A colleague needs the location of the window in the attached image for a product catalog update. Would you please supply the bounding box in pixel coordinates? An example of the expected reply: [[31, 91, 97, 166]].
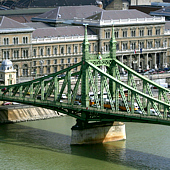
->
[[94, 44, 97, 52], [68, 58, 70, 63], [47, 60, 50, 65], [122, 43, 128, 50], [74, 46, 78, 54], [61, 59, 64, 64], [3, 51, 9, 59], [33, 49, 36, 57], [148, 29, 152, 36], [139, 30, 144, 37], [54, 47, 57, 55], [60, 47, 64, 54], [54, 59, 57, 64], [23, 37, 28, 44], [47, 48, 50, 56], [13, 37, 18, 44], [114, 31, 119, 38], [116, 44, 119, 50], [147, 41, 152, 48], [105, 31, 110, 39], [74, 58, 77, 63], [54, 67, 57, 73], [89, 44, 91, 52], [131, 30, 136, 37], [3, 38, 9, 45], [139, 42, 144, 49], [60, 65, 64, 70], [33, 61, 36, 66], [156, 29, 160, 35], [123, 31, 127, 37], [67, 46, 71, 54], [155, 41, 160, 48], [131, 42, 136, 50], [40, 48, 43, 56], [105, 44, 109, 52], [23, 50, 28, 58], [13, 50, 19, 58], [47, 67, 50, 74]]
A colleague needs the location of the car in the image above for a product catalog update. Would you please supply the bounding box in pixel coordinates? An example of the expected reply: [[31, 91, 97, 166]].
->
[[74, 101, 81, 105], [152, 71, 157, 74], [2, 102, 12, 105], [158, 71, 165, 74], [144, 71, 149, 75], [12, 102, 20, 105], [1, 88, 7, 91]]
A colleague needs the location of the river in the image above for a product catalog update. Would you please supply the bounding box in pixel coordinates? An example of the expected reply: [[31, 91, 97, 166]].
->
[[0, 116, 170, 170]]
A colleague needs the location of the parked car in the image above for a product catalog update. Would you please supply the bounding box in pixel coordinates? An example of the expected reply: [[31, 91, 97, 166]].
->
[[158, 71, 165, 74], [12, 102, 20, 105], [74, 101, 81, 105], [2, 102, 12, 105]]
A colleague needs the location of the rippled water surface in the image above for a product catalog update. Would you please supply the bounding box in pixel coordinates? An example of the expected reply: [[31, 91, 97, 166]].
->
[[0, 116, 170, 170]]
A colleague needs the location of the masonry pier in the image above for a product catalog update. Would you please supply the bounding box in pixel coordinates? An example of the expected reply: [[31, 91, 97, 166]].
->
[[71, 121, 126, 145]]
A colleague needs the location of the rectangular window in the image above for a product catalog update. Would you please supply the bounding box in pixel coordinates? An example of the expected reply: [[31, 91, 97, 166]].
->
[[54, 59, 57, 64], [61, 59, 64, 64], [33, 61, 36, 66], [116, 44, 119, 50], [68, 58, 70, 63], [139, 42, 144, 49], [47, 60, 50, 65], [74, 58, 77, 63], [123, 31, 127, 37], [155, 41, 160, 48]]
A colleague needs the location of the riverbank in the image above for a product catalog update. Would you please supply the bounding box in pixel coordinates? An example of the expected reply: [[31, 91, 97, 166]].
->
[[0, 105, 65, 123]]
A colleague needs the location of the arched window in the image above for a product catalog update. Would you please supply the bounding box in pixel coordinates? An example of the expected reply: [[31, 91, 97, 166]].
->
[[33, 49, 36, 57], [40, 48, 43, 56], [60, 47, 64, 54]]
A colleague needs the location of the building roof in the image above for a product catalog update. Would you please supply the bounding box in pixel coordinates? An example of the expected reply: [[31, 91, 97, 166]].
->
[[0, 16, 29, 29], [24, 22, 51, 29], [87, 9, 152, 20], [32, 26, 96, 39], [0, 16, 34, 33], [31, 5, 103, 23], [150, 6, 170, 17]]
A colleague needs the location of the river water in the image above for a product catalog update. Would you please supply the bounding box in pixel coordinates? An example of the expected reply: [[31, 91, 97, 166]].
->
[[0, 116, 170, 170]]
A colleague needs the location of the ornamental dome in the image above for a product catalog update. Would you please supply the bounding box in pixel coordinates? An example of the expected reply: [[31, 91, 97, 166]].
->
[[0, 59, 13, 71]]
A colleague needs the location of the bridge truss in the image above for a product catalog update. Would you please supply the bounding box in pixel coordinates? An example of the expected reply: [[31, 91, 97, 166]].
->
[[0, 25, 170, 126]]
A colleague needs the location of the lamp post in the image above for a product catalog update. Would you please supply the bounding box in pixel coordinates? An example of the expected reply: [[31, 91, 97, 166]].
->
[[40, 60, 44, 76]]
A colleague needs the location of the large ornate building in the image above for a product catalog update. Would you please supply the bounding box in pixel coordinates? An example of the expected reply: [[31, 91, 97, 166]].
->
[[0, 5, 169, 78]]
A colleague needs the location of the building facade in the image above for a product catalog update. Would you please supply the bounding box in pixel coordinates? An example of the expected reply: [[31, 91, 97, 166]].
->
[[0, 7, 170, 79]]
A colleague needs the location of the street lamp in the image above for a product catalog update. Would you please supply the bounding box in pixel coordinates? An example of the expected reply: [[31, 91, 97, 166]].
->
[[40, 60, 44, 76]]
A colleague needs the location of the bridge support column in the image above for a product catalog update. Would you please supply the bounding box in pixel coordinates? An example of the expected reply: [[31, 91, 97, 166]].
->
[[71, 121, 126, 145]]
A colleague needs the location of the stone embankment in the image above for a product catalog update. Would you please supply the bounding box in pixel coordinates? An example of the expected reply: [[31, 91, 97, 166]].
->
[[0, 105, 65, 123]]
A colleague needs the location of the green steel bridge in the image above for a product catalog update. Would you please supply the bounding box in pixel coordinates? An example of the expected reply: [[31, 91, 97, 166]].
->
[[0, 26, 170, 126]]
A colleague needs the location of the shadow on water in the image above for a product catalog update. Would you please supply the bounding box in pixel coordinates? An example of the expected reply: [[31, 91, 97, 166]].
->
[[0, 122, 170, 169]]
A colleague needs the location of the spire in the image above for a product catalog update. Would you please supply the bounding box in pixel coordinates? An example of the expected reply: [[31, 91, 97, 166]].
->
[[83, 24, 89, 45], [110, 25, 117, 59]]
